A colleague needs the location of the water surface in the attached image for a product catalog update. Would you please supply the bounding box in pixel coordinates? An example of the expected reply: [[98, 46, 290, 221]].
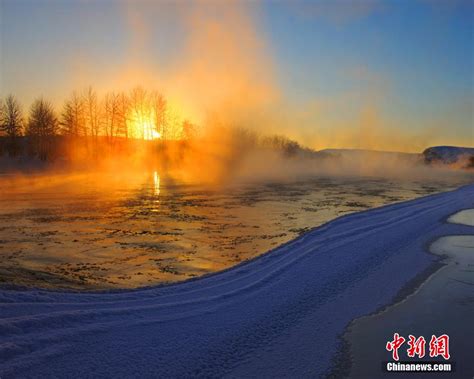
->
[[344, 211, 474, 378], [0, 171, 470, 289]]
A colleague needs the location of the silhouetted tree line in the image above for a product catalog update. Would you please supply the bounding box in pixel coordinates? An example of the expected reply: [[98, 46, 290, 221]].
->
[[0, 87, 198, 161], [228, 127, 312, 158], [0, 87, 310, 163]]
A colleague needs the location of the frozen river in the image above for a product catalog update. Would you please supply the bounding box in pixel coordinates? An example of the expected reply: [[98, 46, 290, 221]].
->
[[0, 171, 471, 289]]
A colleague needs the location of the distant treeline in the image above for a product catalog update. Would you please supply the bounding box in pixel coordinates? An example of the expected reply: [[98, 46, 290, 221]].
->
[[0, 87, 194, 161], [0, 88, 312, 164]]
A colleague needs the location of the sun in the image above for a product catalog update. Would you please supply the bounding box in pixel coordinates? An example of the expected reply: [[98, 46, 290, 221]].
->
[[126, 99, 189, 141], [142, 118, 162, 140], [128, 109, 162, 140], [150, 129, 162, 140]]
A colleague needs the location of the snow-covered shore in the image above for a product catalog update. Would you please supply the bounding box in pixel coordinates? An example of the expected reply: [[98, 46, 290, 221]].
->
[[344, 209, 474, 378], [1, 184, 473, 378]]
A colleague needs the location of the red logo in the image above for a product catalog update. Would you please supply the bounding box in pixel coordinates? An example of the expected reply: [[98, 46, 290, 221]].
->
[[386, 333, 450, 361], [386, 333, 406, 361], [429, 334, 450, 360], [407, 335, 426, 358]]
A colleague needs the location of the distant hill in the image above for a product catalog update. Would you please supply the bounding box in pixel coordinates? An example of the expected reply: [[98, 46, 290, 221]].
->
[[319, 147, 474, 169], [423, 146, 474, 167], [320, 148, 417, 155], [319, 148, 420, 161]]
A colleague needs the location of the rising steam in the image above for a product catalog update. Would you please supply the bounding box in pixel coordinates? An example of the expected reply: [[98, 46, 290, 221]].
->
[[2, 1, 471, 185]]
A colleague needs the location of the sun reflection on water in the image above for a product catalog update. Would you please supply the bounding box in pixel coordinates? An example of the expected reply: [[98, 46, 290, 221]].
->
[[153, 171, 160, 197]]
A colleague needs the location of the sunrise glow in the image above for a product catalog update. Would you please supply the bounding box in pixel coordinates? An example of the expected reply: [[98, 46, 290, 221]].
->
[[0, 1, 473, 377], [128, 108, 161, 140]]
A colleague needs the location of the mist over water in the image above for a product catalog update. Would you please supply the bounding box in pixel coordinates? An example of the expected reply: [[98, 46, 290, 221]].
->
[[0, 168, 471, 290], [62, 1, 455, 152]]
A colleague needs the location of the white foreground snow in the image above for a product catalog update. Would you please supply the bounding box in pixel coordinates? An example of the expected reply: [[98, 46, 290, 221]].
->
[[0, 184, 473, 378]]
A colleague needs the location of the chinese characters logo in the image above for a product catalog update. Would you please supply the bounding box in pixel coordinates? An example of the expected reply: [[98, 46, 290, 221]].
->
[[386, 333, 450, 361]]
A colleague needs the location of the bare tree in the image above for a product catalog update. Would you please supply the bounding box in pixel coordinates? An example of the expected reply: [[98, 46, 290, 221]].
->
[[0, 95, 24, 156], [82, 86, 102, 160], [261, 134, 300, 157], [26, 98, 58, 161], [60, 91, 85, 137], [182, 119, 197, 141], [116, 92, 130, 139], [151, 91, 167, 140], [60, 91, 88, 160], [129, 87, 152, 140], [103, 91, 120, 142], [165, 107, 182, 141], [84, 87, 101, 139]]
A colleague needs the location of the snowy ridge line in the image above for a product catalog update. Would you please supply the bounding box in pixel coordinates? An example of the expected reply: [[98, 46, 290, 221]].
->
[[0, 184, 473, 377]]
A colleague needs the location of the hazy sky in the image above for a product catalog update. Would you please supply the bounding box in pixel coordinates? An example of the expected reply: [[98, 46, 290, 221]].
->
[[0, 0, 473, 151]]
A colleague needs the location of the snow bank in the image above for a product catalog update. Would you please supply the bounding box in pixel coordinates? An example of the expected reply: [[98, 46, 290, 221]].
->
[[1, 184, 473, 377]]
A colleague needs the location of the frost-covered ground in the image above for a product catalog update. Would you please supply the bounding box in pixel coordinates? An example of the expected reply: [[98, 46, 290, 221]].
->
[[0, 184, 473, 377]]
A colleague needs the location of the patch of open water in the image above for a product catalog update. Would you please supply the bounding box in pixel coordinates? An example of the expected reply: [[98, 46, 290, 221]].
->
[[0, 172, 471, 289]]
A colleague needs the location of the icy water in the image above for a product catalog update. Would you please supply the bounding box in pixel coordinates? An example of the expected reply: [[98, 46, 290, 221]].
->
[[0, 171, 471, 290], [345, 210, 474, 378]]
